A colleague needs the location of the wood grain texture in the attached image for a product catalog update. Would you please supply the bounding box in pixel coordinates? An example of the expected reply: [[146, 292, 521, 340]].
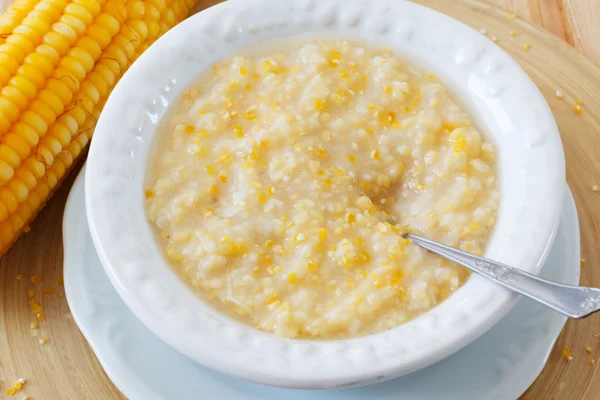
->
[[1, 0, 600, 399], [485, 0, 600, 64]]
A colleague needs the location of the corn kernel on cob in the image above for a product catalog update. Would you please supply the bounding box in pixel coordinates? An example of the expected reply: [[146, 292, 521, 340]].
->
[[0, 0, 40, 43], [0, 0, 196, 253]]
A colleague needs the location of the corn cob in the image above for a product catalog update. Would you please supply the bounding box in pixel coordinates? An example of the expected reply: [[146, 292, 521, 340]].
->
[[0, 0, 196, 254]]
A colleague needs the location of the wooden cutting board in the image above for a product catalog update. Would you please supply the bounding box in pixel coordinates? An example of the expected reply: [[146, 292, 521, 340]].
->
[[1, 0, 600, 399]]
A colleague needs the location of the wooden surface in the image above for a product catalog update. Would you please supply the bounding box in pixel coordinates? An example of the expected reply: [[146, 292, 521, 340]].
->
[[1, 0, 600, 399]]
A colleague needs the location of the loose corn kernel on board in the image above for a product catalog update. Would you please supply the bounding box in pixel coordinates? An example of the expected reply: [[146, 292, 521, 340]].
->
[[1, 0, 600, 398]]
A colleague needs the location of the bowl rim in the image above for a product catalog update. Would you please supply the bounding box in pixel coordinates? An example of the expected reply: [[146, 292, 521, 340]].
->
[[85, 0, 565, 389]]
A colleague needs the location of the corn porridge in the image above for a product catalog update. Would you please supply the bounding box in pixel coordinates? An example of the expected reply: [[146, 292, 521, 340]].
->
[[146, 39, 499, 339]]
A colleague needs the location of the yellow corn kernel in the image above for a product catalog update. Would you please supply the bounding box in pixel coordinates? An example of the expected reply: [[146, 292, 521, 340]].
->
[[6, 387, 16, 395], [358, 251, 370, 263], [257, 193, 267, 204], [309, 146, 328, 159], [391, 270, 403, 286], [267, 293, 279, 304], [386, 111, 396, 124], [208, 184, 219, 196], [308, 260, 318, 272], [371, 273, 382, 288], [318, 228, 328, 240], [264, 186, 274, 196], [39, 336, 47, 344], [244, 109, 257, 120], [262, 60, 272, 72], [232, 124, 243, 138], [329, 51, 340, 67], [315, 99, 327, 111], [239, 67, 247, 75], [442, 122, 456, 132], [287, 272, 297, 284], [347, 155, 356, 163], [230, 242, 248, 255], [30, 274, 42, 284], [259, 255, 272, 266], [30, 322, 38, 329], [184, 125, 195, 134], [204, 164, 215, 176]]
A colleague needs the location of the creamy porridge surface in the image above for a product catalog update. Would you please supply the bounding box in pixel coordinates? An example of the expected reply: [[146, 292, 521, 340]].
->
[[146, 39, 499, 339]]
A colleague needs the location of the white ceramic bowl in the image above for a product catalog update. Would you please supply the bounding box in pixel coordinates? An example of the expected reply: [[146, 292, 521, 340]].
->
[[85, 0, 565, 390]]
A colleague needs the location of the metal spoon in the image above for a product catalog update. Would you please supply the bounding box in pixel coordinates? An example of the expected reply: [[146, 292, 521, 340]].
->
[[406, 233, 600, 319]]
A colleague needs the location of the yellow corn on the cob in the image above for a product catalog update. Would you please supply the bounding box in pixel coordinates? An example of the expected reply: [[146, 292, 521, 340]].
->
[[0, 0, 196, 254]]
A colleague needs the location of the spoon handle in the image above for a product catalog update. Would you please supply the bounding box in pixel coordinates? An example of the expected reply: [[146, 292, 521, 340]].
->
[[406, 234, 600, 319]]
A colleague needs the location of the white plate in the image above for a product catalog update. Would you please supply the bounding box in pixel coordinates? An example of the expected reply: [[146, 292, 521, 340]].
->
[[65, 168, 580, 400]]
